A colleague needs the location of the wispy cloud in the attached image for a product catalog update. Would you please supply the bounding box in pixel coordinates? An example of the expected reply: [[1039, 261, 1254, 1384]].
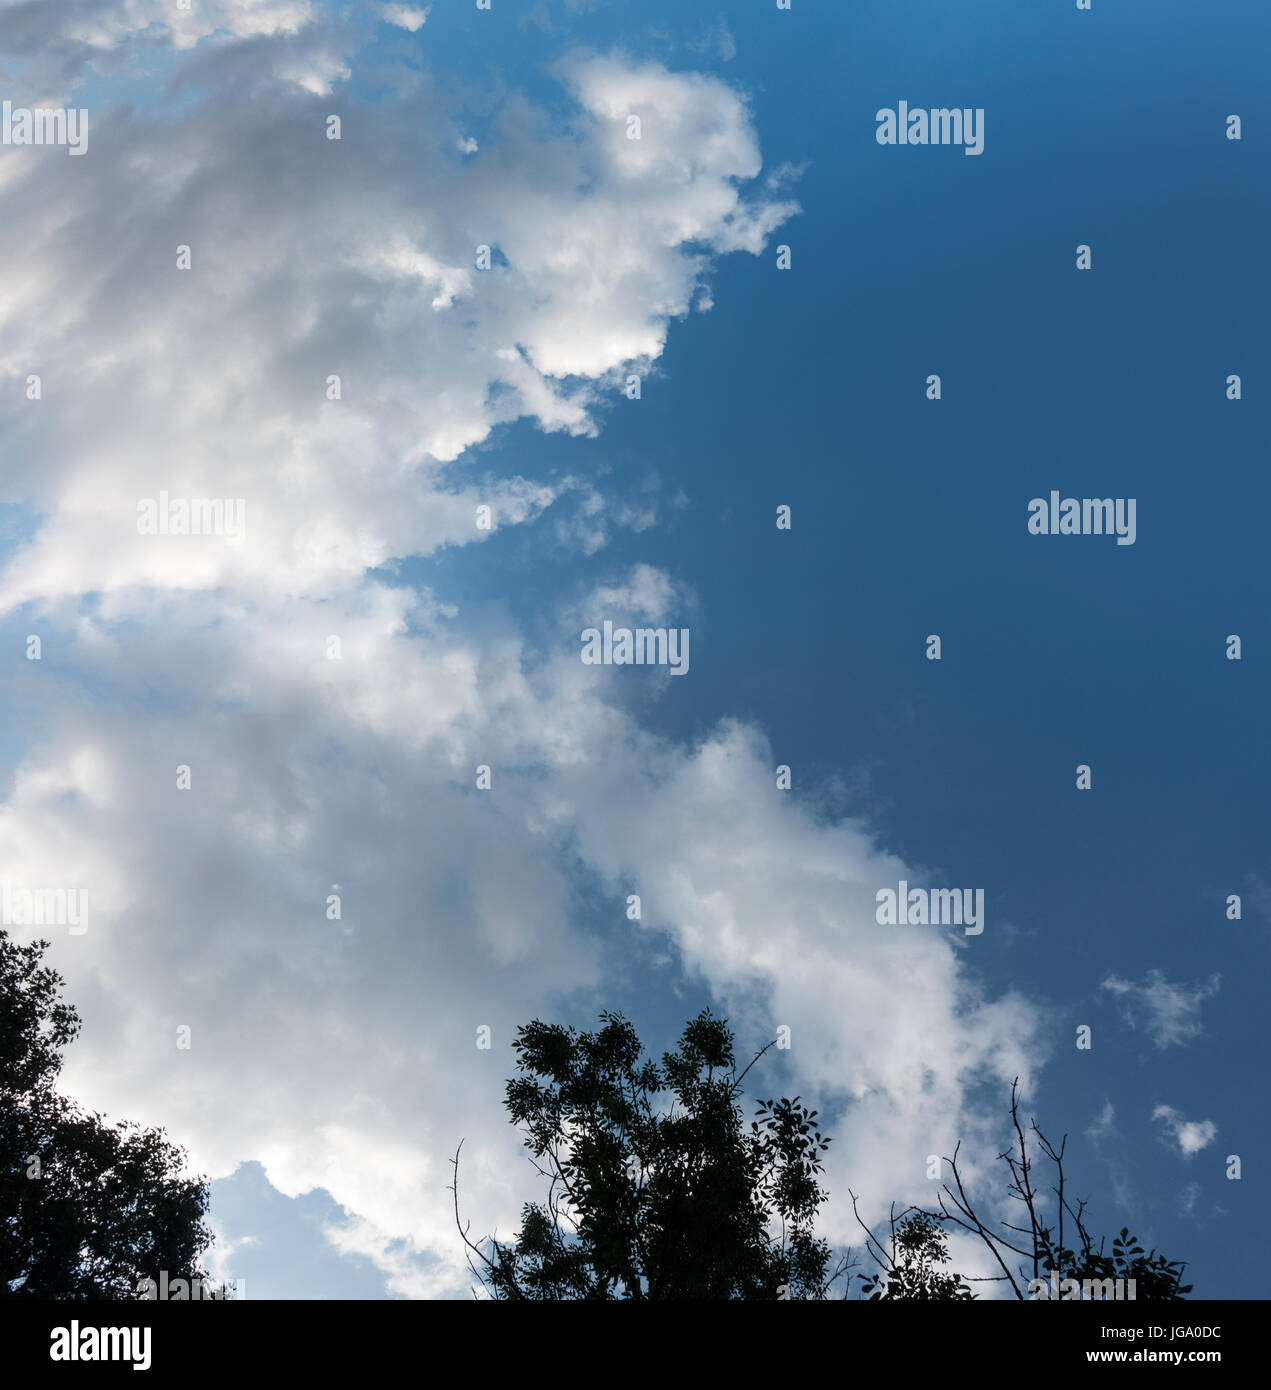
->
[[1085, 1098, 1117, 1142], [1099, 969, 1220, 1049]]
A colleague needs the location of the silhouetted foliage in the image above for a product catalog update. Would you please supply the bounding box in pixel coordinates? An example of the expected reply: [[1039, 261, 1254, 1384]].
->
[[855, 1208, 972, 1300], [893, 1078, 1192, 1300], [453, 1009, 845, 1299], [458, 1013, 1193, 1302], [0, 930, 212, 1299]]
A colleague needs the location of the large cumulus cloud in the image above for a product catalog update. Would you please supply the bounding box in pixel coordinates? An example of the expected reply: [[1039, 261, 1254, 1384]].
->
[[0, 17, 1040, 1297]]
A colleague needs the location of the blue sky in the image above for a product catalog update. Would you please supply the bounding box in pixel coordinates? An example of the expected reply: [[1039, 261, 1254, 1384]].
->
[[0, 0, 1266, 1299]]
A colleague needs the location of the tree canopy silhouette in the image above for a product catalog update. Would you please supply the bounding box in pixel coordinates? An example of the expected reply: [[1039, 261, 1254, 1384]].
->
[[453, 1009, 842, 1299], [0, 929, 211, 1299], [456, 1010, 1191, 1301]]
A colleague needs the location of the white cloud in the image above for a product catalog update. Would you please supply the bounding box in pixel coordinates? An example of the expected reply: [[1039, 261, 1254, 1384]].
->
[[1152, 1105, 1217, 1159], [0, 0, 324, 99], [552, 716, 1043, 1240], [379, 4, 430, 32], [1086, 1098, 1116, 1141], [0, 22, 1040, 1298], [1099, 969, 1220, 1049], [585, 563, 686, 623], [0, 54, 792, 612], [0, 587, 1046, 1291]]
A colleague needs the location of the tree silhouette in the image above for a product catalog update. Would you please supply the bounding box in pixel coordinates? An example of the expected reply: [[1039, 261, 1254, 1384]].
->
[[0, 929, 211, 1299], [457, 1012, 1192, 1302], [452, 1009, 846, 1299], [854, 1207, 973, 1300], [915, 1078, 1192, 1300]]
